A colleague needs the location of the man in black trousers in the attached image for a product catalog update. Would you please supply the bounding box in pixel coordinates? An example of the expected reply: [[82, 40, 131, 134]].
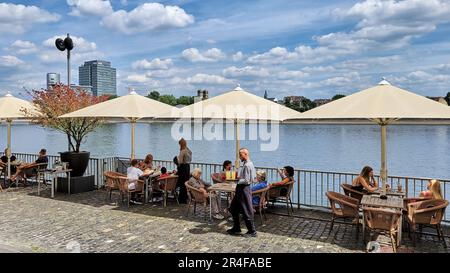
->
[[227, 148, 257, 237]]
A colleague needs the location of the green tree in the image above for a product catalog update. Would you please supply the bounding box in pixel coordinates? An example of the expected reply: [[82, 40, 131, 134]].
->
[[147, 90, 160, 100], [177, 96, 194, 105], [445, 92, 450, 105], [159, 94, 177, 106], [332, 94, 346, 101], [107, 94, 118, 100]]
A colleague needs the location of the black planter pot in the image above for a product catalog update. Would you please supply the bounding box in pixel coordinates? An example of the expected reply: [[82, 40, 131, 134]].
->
[[60, 151, 90, 177]]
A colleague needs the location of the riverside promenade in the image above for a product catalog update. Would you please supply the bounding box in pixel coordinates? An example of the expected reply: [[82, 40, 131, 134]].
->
[[0, 187, 448, 253]]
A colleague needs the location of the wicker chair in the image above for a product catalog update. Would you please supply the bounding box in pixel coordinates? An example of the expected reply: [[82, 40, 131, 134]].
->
[[341, 183, 364, 204], [159, 175, 179, 207], [363, 207, 402, 253], [253, 186, 270, 225], [118, 176, 145, 208], [185, 181, 209, 220], [326, 191, 360, 238], [104, 171, 125, 202], [407, 199, 448, 248], [268, 180, 295, 215]]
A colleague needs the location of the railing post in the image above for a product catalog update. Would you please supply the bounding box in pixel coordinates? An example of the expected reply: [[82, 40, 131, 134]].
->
[[297, 171, 300, 209], [405, 177, 409, 197]]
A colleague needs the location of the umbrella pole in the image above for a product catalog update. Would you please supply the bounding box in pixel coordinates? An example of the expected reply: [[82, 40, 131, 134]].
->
[[235, 119, 240, 169], [380, 123, 387, 195], [131, 119, 136, 160], [6, 119, 11, 179]]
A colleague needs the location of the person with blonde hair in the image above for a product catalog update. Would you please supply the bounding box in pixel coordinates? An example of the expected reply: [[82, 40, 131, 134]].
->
[[187, 168, 224, 220], [420, 179, 443, 199], [174, 138, 192, 204]]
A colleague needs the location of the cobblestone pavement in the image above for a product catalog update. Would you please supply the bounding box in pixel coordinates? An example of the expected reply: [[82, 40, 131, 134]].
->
[[0, 187, 448, 253]]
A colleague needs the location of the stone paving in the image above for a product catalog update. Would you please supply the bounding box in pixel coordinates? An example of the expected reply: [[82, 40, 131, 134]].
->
[[0, 186, 448, 253]]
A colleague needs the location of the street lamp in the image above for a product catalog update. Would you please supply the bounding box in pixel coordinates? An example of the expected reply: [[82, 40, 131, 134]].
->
[[55, 33, 74, 86]]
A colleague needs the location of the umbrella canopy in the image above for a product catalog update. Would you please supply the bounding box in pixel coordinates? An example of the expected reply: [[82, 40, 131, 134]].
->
[[179, 85, 300, 167], [60, 91, 180, 159], [0, 93, 39, 178], [289, 79, 450, 194]]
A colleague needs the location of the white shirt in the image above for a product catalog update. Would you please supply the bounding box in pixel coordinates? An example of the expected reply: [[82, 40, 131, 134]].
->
[[127, 166, 144, 185]]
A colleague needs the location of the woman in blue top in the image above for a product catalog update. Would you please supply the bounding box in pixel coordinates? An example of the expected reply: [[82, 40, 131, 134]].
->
[[251, 170, 268, 205]]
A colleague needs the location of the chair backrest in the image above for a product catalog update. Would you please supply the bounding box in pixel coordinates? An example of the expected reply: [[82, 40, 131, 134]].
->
[[117, 176, 144, 193], [409, 199, 449, 225], [269, 180, 295, 198], [341, 183, 364, 203], [326, 191, 359, 217], [253, 186, 270, 208], [104, 171, 123, 189], [185, 181, 207, 203], [211, 172, 224, 184], [159, 175, 178, 191], [363, 207, 401, 231]]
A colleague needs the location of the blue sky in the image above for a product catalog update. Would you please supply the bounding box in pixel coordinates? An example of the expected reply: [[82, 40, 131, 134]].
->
[[1, 0, 450, 99]]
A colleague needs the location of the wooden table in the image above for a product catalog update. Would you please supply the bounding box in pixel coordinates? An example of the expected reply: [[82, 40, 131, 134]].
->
[[207, 182, 236, 220], [369, 189, 406, 198], [361, 194, 404, 246]]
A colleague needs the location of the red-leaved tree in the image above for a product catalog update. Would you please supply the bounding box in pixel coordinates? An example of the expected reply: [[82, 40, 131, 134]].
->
[[23, 84, 108, 152]]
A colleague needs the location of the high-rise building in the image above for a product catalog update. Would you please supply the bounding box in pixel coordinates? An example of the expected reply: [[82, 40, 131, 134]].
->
[[79, 60, 116, 96], [46, 73, 60, 90]]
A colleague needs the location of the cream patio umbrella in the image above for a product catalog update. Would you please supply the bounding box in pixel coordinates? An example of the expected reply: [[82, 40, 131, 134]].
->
[[289, 79, 450, 195], [60, 91, 180, 159], [178, 85, 300, 168], [0, 93, 39, 178]]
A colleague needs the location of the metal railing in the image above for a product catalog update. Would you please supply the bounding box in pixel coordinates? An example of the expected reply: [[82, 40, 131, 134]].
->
[[10, 153, 450, 222]]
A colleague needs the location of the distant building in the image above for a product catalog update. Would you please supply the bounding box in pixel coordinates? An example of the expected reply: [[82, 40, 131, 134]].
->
[[70, 84, 93, 94], [46, 73, 60, 90], [427, 96, 448, 106], [79, 60, 116, 96], [194, 90, 209, 102], [313, 98, 332, 107], [264, 90, 277, 102]]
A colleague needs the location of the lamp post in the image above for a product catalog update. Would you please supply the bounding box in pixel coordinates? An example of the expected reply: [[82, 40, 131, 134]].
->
[[55, 33, 74, 86]]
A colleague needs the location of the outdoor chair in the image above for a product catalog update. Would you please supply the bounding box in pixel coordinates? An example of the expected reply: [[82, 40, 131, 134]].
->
[[20, 162, 48, 186], [407, 199, 448, 248], [158, 175, 179, 207], [363, 207, 402, 253], [326, 191, 360, 238], [118, 176, 145, 208], [252, 185, 270, 225], [268, 180, 295, 215], [341, 183, 364, 204], [185, 181, 209, 220], [104, 171, 125, 202]]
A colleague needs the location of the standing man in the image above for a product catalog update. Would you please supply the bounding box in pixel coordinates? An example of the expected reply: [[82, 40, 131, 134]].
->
[[227, 148, 257, 237]]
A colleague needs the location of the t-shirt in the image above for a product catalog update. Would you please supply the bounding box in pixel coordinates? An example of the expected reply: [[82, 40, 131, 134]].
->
[[270, 177, 293, 188], [127, 166, 144, 190], [35, 156, 48, 164]]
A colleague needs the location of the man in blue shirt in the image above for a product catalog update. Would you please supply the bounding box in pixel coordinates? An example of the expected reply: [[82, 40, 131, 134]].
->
[[227, 148, 257, 237]]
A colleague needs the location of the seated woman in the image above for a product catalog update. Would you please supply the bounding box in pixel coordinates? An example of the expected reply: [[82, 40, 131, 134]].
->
[[270, 166, 294, 187], [251, 170, 269, 205], [420, 179, 443, 199], [220, 160, 237, 181], [187, 168, 224, 220], [352, 166, 378, 193], [1, 148, 18, 175], [11, 149, 48, 183], [138, 153, 153, 171]]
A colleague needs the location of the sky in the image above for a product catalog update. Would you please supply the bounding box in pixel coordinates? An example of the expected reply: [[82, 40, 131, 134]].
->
[[1, 0, 450, 100]]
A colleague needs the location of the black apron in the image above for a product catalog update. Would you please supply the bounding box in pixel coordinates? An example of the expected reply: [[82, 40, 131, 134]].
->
[[229, 183, 254, 220], [177, 163, 190, 203]]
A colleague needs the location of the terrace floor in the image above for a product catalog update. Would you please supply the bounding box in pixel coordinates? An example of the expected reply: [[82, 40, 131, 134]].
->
[[0, 186, 448, 253]]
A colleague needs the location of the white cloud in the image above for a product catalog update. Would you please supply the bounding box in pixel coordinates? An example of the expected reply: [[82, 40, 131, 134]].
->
[[222, 66, 270, 78], [8, 40, 38, 55], [0, 3, 60, 34], [302, 66, 336, 73], [320, 72, 361, 87], [182, 48, 226, 63], [247, 47, 297, 64], [0, 55, 25, 67], [67, 0, 113, 17], [401, 70, 450, 84], [101, 3, 194, 34], [187, 74, 233, 85], [277, 70, 309, 80], [232, 51, 244, 62], [132, 58, 173, 70]]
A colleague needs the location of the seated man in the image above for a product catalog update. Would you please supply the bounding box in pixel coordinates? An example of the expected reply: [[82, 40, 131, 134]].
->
[[251, 170, 268, 205], [187, 168, 224, 220], [127, 159, 144, 193], [11, 149, 48, 183], [270, 166, 294, 187]]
